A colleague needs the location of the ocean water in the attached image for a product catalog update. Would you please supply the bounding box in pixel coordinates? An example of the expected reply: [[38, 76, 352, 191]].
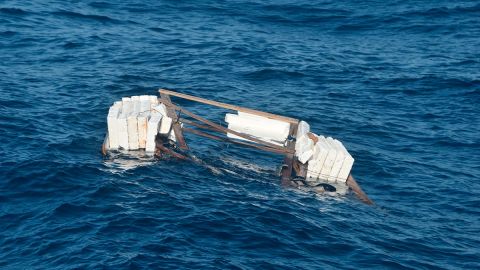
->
[[1, 0, 479, 269]]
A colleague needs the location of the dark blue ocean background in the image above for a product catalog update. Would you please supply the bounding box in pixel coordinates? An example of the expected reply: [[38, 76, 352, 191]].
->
[[1, 0, 479, 269]]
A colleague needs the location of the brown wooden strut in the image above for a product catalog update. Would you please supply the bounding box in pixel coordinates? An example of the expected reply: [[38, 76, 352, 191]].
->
[[159, 93, 189, 150], [280, 123, 298, 186]]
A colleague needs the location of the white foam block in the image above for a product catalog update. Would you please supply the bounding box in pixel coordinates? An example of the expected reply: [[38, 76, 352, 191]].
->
[[146, 113, 162, 153], [127, 99, 141, 150], [298, 149, 313, 164], [137, 114, 148, 149], [335, 140, 354, 183], [297, 121, 310, 138], [307, 159, 321, 180], [318, 137, 336, 181], [327, 137, 346, 182], [225, 113, 290, 144], [295, 135, 314, 159], [149, 95, 158, 106], [107, 104, 120, 149], [307, 136, 329, 179], [159, 116, 173, 135], [118, 99, 132, 149], [153, 103, 168, 117]]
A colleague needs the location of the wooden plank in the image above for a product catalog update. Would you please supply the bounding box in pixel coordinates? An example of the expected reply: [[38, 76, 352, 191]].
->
[[183, 128, 291, 155], [160, 93, 189, 150], [159, 89, 299, 124], [169, 104, 291, 152], [280, 123, 298, 186], [346, 174, 374, 205]]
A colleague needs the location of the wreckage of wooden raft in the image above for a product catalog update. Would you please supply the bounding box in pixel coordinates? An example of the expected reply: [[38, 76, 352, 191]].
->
[[101, 89, 373, 205]]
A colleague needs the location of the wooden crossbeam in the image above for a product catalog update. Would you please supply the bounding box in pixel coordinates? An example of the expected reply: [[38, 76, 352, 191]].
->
[[159, 89, 299, 124], [159, 93, 189, 150], [280, 123, 298, 185]]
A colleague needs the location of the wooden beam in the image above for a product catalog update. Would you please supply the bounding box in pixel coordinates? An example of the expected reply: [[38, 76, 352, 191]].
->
[[159, 93, 189, 150], [346, 174, 374, 205], [159, 89, 299, 124], [280, 123, 298, 186]]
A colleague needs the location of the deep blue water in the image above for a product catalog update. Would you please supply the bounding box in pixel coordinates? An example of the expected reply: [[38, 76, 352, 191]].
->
[[1, 0, 480, 269]]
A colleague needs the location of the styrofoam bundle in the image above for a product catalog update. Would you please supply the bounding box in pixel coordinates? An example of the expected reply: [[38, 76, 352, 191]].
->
[[107, 103, 121, 149], [297, 121, 310, 138], [225, 112, 290, 145], [335, 140, 354, 182], [318, 137, 337, 181], [146, 113, 162, 152], [327, 137, 345, 182]]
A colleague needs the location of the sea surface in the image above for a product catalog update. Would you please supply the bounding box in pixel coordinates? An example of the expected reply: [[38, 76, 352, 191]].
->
[[1, 0, 479, 269]]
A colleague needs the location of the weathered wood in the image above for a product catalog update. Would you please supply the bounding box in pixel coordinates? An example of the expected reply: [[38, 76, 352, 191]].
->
[[346, 174, 374, 205], [280, 123, 298, 185], [168, 104, 291, 152], [183, 128, 291, 155], [159, 89, 299, 124], [159, 93, 189, 150]]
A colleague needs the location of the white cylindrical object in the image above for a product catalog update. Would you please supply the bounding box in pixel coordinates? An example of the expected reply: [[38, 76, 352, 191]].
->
[[226, 113, 290, 143]]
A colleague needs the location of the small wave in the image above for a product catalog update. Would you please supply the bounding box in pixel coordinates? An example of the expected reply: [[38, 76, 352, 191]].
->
[[243, 68, 305, 80], [0, 7, 28, 15], [51, 10, 120, 24]]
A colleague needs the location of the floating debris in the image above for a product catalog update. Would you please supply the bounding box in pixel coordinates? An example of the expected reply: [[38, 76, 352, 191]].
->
[[102, 89, 373, 204]]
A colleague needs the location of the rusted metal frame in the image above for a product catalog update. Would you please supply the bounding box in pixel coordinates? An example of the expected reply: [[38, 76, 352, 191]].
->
[[280, 123, 298, 186], [159, 89, 299, 124], [346, 174, 374, 205], [167, 103, 291, 152], [182, 127, 291, 155], [159, 93, 189, 150]]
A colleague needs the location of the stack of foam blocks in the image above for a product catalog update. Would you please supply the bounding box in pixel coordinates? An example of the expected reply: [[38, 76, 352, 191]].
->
[[106, 95, 174, 154], [295, 121, 354, 193]]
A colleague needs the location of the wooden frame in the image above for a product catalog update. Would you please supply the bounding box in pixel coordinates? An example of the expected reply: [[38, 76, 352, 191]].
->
[[158, 88, 299, 185], [102, 89, 373, 204]]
